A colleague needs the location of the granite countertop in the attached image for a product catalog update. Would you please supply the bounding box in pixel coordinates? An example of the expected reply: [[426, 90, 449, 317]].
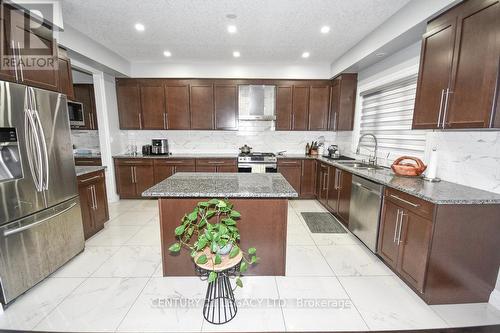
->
[[75, 166, 107, 177], [142, 172, 299, 198], [313, 156, 500, 205], [74, 153, 102, 159], [113, 153, 237, 159], [114, 152, 500, 204]]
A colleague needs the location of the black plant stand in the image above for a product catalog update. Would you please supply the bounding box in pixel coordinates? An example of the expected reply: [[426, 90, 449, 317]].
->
[[194, 253, 242, 325]]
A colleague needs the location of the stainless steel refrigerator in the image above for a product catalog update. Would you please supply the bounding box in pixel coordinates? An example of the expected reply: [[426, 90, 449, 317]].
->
[[0, 81, 84, 305]]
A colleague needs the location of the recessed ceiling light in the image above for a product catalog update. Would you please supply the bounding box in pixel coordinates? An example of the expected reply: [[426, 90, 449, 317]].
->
[[320, 26, 330, 34], [227, 25, 237, 34], [226, 14, 237, 19], [233, 51, 240, 58], [163, 50, 172, 57], [301, 52, 310, 58], [375, 52, 387, 57], [134, 23, 145, 31]]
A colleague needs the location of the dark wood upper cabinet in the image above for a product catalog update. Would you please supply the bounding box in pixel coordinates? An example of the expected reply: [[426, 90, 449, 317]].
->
[[413, 0, 500, 129], [57, 48, 74, 100], [73, 84, 97, 130], [292, 86, 309, 130], [140, 81, 166, 130], [214, 85, 238, 130], [116, 80, 142, 129], [329, 74, 358, 131], [165, 84, 190, 129], [413, 15, 457, 129], [276, 86, 293, 130], [190, 84, 214, 130], [300, 159, 317, 199], [445, 0, 500, 128], [308, 86, 330, 130]]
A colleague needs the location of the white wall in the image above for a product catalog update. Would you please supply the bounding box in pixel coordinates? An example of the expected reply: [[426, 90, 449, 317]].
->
[[72, 70, 93, 84], [130, 61, 331, 79], [59, 24, 130, 76], [330, 0, 459, 77]]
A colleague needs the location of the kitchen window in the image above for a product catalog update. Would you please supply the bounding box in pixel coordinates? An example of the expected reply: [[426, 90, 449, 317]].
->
[[358, 74, 427, 163]]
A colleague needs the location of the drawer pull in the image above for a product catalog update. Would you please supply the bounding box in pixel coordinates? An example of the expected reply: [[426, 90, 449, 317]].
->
[[390, 194, 419, 208], [207, 161, 226, 164], [79, 175, 101, 183]]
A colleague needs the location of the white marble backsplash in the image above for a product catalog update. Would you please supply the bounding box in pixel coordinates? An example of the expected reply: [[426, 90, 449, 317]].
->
[[121, 130, 338, 155], [424, 131, 500, 195], [71, 130, 101, 152]]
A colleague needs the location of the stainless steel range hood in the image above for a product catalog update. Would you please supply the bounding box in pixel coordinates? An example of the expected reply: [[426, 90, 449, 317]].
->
[[238, 85, 276, 121]]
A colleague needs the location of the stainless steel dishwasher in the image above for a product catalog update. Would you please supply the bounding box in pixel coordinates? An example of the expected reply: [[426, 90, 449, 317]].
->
[[348, 175, 384, 253]]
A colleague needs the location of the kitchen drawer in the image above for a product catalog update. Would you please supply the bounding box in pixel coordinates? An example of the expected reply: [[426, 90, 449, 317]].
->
[[114, 158, 154, 166], [74, 157, 102, 166], [385, 188, 435, 220], [77, 170, 105, 185], [154, 158, 195, 166], [195, 158, 237, 166], [277, 159, 302, 166]]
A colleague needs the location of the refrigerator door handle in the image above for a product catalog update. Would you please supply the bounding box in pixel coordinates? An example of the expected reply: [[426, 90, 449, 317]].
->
[[24, 88, 44, 192], [3, 202, 77, 237], [30, 87, 50, 191]]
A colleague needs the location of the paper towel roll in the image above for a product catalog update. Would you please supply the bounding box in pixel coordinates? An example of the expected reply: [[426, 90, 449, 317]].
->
[[426, 147, 439, 179]]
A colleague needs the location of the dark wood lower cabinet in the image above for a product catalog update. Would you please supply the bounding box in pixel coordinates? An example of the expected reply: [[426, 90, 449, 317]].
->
[[277, 159, 302, 195], [195, 159, 237, 173], [153, 159, 196, 183], [317, 163, 329, 206], [114, 159, 155, 199], [300, 159, 317, 198], [378, 187, 500, 304], [77, 170, 109, 240]]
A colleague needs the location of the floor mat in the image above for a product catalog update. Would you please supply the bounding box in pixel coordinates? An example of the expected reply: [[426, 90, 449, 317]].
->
[[301, 212, 347, 233]]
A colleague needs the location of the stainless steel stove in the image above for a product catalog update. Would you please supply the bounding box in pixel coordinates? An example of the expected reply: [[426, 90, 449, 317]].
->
[[237, 152, 277, 173]]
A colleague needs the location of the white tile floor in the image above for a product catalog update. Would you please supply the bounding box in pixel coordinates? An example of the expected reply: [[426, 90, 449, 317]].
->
[[1, 199, 499, 332]]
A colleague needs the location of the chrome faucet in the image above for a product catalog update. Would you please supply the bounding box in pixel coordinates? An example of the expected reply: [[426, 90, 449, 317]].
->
[[356, 133, 378, 165]]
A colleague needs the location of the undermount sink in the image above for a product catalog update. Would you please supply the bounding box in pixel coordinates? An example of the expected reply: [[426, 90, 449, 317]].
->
[[336, 161, 383, 170]]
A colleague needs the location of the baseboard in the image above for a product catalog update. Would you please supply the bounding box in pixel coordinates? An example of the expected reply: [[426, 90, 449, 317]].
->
[[489, 289, 500, 310]]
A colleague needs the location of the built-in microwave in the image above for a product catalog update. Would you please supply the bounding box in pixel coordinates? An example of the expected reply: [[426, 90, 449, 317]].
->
[[67, 101, 85, 127]]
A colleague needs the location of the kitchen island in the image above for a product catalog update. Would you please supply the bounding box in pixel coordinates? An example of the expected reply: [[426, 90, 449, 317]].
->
[[143, 172, 298, 276]]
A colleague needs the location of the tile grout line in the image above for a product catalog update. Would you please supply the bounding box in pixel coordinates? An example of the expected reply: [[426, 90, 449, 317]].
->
[[113, 276, 153, 333], [335, 276, 372, 331], [273, 276, 288, 332], [30, 277, 89, 331]]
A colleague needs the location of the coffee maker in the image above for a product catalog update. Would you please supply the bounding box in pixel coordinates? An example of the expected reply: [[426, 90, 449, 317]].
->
[[151, 139, 169, 155]]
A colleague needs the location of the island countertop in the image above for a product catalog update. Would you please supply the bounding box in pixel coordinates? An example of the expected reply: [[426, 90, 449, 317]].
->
[[142, 172, 299, 198]]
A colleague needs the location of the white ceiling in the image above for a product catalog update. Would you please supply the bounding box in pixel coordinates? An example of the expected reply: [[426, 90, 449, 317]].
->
[[61, 0, 412, 64]]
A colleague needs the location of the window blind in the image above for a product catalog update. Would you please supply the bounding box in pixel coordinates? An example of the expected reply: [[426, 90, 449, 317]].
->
[[359, 75, 427, 162]]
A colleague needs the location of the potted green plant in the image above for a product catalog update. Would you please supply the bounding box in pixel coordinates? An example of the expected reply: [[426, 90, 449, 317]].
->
[[168, 198, 259, 287]]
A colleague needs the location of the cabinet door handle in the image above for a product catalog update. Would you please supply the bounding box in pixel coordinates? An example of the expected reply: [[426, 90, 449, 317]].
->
[[17, 42, 24, 82], [333, 112, 338, 131], [393, 209, 401, 243], [397, 212, 405, 245], [442, 88, 452, 128], [163, 113, 168, 129], [322, 172, 328, 190], [389, 194, 419, 208], [11, 40, 19, 81], [301, 161, 304, 177], [138, 113, 143, 129], [437, 89, 445, 128], [291, 113, 295, 130]]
